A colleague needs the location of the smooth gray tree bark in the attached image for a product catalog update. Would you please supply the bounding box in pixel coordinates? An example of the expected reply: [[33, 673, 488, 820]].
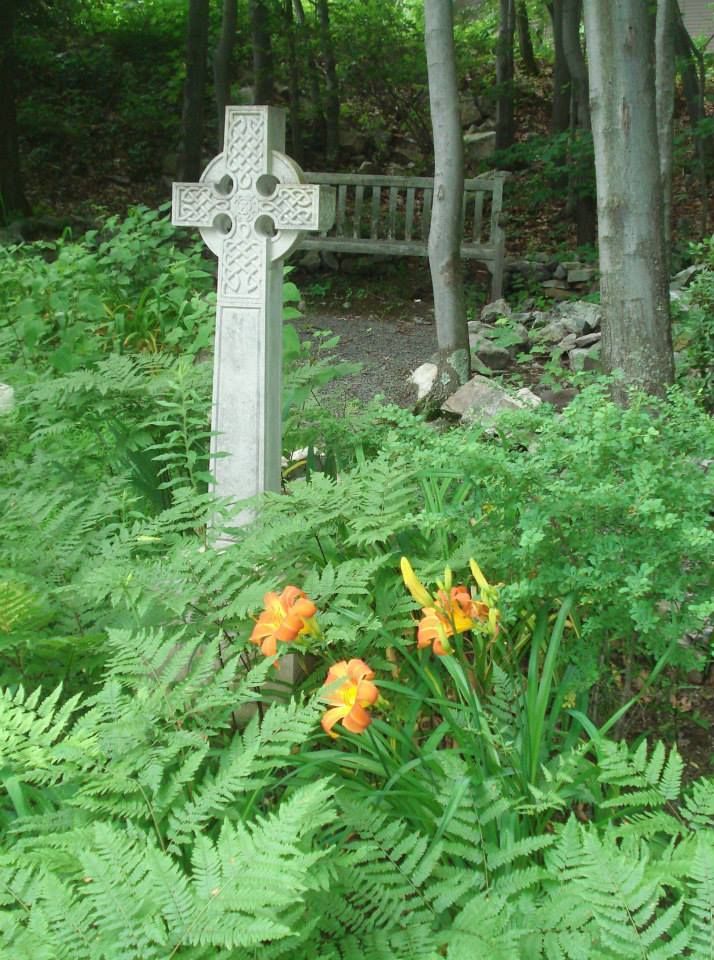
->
[[423, 0, 469, 411], [213, 0, 238, 150], [178, 0, 210, 182], [583, 0, 674, 401], [495, 0, 516, 149]]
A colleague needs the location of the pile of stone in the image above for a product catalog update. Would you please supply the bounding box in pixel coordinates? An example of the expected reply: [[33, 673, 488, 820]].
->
[[503, 255, 598, 299], [469, 296, 602, 375]]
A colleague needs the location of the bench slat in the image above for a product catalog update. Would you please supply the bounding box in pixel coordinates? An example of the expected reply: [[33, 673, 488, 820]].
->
[[336, 185, 347, 236], [300, 235, 496, 259], [353, 185, 364, 239], [474, 191, 484, 243], [388, 187, 398, 239], [422, 188, 432, 240], [370, 186, 380, 239], [405, 188, 416, 241]]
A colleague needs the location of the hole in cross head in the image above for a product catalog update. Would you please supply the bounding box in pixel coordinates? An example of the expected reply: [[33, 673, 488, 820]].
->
[[254, 214, 277, 238], [215, 174, 234, 196], [213, 213, 233, 234], [256, 174, 279, 197]]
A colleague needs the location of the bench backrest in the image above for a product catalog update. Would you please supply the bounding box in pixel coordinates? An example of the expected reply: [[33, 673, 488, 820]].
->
[[300, 171, 507, 298], [301, 172, 506, 257]]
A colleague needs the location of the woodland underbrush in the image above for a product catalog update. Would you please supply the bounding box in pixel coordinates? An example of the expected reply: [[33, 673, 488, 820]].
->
[[1, 210, 713, 957]]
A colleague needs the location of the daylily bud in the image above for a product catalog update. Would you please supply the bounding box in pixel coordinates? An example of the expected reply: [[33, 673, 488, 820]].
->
[[400, 557, 433, 608]]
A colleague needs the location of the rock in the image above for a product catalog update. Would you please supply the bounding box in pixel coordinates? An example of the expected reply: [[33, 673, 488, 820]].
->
[[510, 322, 531, 350], [569, 345, 601, 371], [556, 333, 578, 353], [442, 375, 527, 424], [322, 250, 339, 271], [464, 131, 496, 160], [409, 362, 438, 401], [357, 160, 379, 174], [472, 343, 512, 370], [567, 267, 596, 284], [670, 264, 700, 290], [541, 281, 575, 300], [480, 298, 511, 322], [530, 310, 551, 328], [554, 263, 567, 280], [560, 260, 584, 271], [533, 319, 571, 344], [516, 387, 542, 408], [574, 331, 601, 348], [556, 300, 602, 334], [0, 383, 14, 415]]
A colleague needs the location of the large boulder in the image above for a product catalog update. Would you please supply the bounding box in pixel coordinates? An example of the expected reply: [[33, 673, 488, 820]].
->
[[442, 375, 528, 425]]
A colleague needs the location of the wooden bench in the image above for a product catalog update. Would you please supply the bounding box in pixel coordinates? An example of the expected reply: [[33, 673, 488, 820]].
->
[[300, 171, 508, 300]]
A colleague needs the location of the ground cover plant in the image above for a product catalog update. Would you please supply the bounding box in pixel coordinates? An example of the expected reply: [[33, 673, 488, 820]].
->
[[1, 210, 714, 956]]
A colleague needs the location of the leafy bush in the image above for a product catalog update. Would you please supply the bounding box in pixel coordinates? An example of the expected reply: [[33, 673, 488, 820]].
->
[[2, 207, 713, 956]]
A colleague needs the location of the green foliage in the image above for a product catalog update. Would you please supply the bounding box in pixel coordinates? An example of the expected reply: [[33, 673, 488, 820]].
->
[[2, 207, 713, 956], [673, 237, 714, 411]]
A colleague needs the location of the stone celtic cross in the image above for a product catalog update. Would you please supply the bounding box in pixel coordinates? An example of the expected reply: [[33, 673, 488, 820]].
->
[[172, 106, 335, 536]]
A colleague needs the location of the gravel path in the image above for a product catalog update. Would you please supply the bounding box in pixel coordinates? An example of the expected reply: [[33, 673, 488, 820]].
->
[[292, 297, 438, 408]]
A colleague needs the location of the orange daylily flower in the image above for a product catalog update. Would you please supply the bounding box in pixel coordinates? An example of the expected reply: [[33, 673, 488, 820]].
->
[[250, 585, 318, 657], [320, 659, 378, 737], [401, 556, 500, 656], [417, 587, 490, 655]]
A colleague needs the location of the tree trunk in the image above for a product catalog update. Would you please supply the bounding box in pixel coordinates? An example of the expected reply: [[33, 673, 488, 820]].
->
[[178, 0, 210, 181], [316, 0, 339, 164], [423, 0, 469, 412], [516, 0, 539, 76], [0, 0, 30, 223], [496, 0, 516, 149], [583, 0, 674, 401], [549, 0, 571, 134], [213, 0, 238, 150], [284, 0, 303, 164], [250, 0, 274, 104], [561, 0, 595, 244], [655, 0, 676, 267]]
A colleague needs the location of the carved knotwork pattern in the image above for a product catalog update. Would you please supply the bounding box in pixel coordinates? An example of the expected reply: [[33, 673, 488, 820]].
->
[[219, 226, 263, 301], [264, 185, 318, 230], [174, 184, 228, 227], [225, 113, 266, 189]]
